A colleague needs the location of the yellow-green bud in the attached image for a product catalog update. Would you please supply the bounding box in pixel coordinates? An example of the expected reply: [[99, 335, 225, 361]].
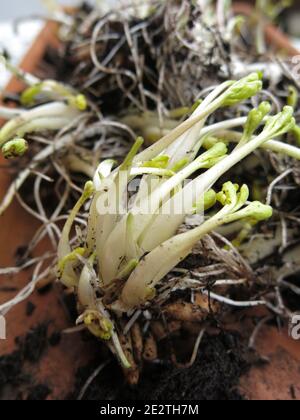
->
[[204, 189, 217, 211], [202, 136, 223, 150], [222, 73, 263, 107], [264, 106, 295, 138], [236, 184, 250, 208], [83, 181, 95, 199], [74, 94, 88, 111], [83, 312, 113, 341], [217, 182, 240, 206], [2, 138, 28, 159], [241, 202, 273, 222]]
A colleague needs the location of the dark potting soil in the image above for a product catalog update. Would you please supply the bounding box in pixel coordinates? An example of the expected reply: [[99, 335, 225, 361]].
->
[[281, 273, 300, 312], [27, 384, 52, 401], [0, 351, 24, 390], [0, 323, 51, 400], [48, 331, 62, 347], [16, 323, 49, 363], [63, 293, 79, 323], [70, 332, 247, 401]]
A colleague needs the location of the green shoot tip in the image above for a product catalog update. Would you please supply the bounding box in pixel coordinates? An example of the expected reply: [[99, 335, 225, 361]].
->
[[2, 138, 28, 159]]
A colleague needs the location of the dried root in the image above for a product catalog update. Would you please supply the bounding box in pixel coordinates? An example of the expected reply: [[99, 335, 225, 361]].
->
[[163, 293, 219, 323]]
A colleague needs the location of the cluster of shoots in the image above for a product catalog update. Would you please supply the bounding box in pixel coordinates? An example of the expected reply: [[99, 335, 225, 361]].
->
[[0, 56, 87, 160], [56, 73, 299, 367]]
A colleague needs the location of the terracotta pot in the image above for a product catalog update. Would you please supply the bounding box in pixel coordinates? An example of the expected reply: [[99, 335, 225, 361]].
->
[[0, 7, 300, 400], [0, 20, 97, 401]]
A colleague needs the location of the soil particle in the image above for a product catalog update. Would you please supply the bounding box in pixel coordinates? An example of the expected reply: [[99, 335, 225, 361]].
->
[[14, 245, 29, 267], [27, 384, 52, 401], [17, 323, 49, 363], [0, 323, 50, 400], [0, 352, 23, 390], [48, 331, 62, 347], [26, 301, 36, 317], [179, 253, 207, 270], [71, 332, 247, 401]]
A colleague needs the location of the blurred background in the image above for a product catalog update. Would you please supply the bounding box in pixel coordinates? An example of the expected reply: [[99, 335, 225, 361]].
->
[[0, 1, 100, 87], [1, 0, 300, 88], [1, 0, 45, 19], [0, 0, 84, 20]]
